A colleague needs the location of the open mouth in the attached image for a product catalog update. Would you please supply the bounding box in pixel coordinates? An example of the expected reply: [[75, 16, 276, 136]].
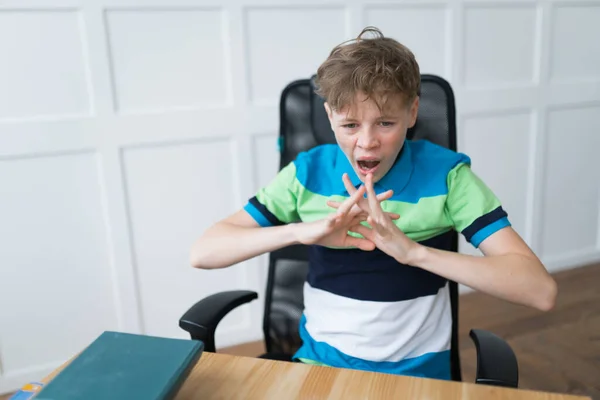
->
[[357, 159, 381, 174]]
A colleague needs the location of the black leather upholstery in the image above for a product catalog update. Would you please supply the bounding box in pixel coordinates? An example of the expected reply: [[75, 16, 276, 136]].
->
[[263, 255, 307, 356]]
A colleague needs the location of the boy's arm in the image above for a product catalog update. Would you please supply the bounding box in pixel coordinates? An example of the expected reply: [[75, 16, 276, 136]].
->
[[190, 163, 377, 270], [350, 170, 557, 312], [189, 209, 299, 269], [409, 227, 557, 312], [190, 162, 303, 269], [410, 163, 557, 311], [191, 194, 376, 269]]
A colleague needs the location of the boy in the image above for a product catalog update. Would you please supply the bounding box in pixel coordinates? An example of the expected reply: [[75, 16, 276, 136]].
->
[[190, 27, 557, 380]]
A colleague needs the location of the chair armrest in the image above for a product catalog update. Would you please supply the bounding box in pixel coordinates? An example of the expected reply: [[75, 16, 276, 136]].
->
[[179, 290, 258, 352], [469, 329, 519, 388]]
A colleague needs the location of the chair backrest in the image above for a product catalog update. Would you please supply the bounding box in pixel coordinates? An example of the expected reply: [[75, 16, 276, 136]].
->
[[263, 74, 462, 380]]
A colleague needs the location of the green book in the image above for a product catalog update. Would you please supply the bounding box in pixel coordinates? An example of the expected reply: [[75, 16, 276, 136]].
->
[[36, 331, 204, 400]]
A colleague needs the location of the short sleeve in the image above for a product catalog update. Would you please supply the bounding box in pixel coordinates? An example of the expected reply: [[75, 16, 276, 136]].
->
[[445, 162, 511, 248], [243, 161, 301, 227]]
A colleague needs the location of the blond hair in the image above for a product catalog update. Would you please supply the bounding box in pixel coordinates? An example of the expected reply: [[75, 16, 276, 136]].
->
[[314, 26, 420, 112]]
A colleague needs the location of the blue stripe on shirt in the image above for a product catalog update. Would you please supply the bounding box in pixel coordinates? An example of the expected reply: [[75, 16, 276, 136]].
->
[[293, 315, 451, 380], [470, 216, 511, 247], [243, 202, 272, 227]]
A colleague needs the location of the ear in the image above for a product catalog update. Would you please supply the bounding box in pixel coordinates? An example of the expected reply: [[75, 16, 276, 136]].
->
[[408, 96, 419, 128], [324, 102, 333, 119], [324, 102, 335, 129]]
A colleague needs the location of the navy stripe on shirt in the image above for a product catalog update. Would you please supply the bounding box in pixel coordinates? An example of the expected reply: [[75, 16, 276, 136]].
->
[[248, 196, 285, 226], [307, 233, 453, 302]]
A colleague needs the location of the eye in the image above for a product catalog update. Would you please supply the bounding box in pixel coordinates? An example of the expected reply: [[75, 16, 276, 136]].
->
[[379, 121, 395, 127], [342, 123, 358, 129]]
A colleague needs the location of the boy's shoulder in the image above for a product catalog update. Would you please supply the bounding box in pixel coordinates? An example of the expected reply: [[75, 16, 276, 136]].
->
[[391, 140, 474, 202], [409, 139, 471, 174], [292, 143, 340, 180], [289, 144, 344, 196], [293, 143, 339, 168]]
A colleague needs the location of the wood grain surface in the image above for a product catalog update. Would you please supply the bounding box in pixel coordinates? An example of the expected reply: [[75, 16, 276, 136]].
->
[[173, 352, 590, 400]]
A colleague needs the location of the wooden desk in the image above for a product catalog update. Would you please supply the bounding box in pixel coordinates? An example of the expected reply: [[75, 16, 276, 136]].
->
[[33, 352, 590, 400]]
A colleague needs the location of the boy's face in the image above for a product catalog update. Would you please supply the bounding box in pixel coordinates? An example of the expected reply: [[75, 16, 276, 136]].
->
[[325, 92, 419, 184]]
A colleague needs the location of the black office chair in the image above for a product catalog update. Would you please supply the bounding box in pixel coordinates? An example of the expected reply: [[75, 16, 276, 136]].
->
[[180, 74, 519, 388]]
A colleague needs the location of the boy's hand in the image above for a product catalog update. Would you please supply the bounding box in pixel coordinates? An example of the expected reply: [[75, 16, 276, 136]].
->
[[326, 173, 401, 221], [292, 185, 376, 251], [346, 173, 423, 264]]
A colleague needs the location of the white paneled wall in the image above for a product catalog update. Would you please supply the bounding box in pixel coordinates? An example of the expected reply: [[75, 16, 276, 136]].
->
[[1, 0, 599, 393]]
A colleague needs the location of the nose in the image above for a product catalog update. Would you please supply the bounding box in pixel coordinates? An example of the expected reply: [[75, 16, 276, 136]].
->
[[357, 126, 379, 149]]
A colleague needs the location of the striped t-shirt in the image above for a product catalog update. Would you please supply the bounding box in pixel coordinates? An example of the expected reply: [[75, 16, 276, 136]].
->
[[243, 139, 510, 380]]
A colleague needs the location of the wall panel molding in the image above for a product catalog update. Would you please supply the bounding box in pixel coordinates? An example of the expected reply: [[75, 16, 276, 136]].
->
[[2, 0, 600, 394]]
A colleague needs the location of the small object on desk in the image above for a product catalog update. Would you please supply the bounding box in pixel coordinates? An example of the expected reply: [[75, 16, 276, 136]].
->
[[9, 382, 45, 399], [33, 331, 203, 400]]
